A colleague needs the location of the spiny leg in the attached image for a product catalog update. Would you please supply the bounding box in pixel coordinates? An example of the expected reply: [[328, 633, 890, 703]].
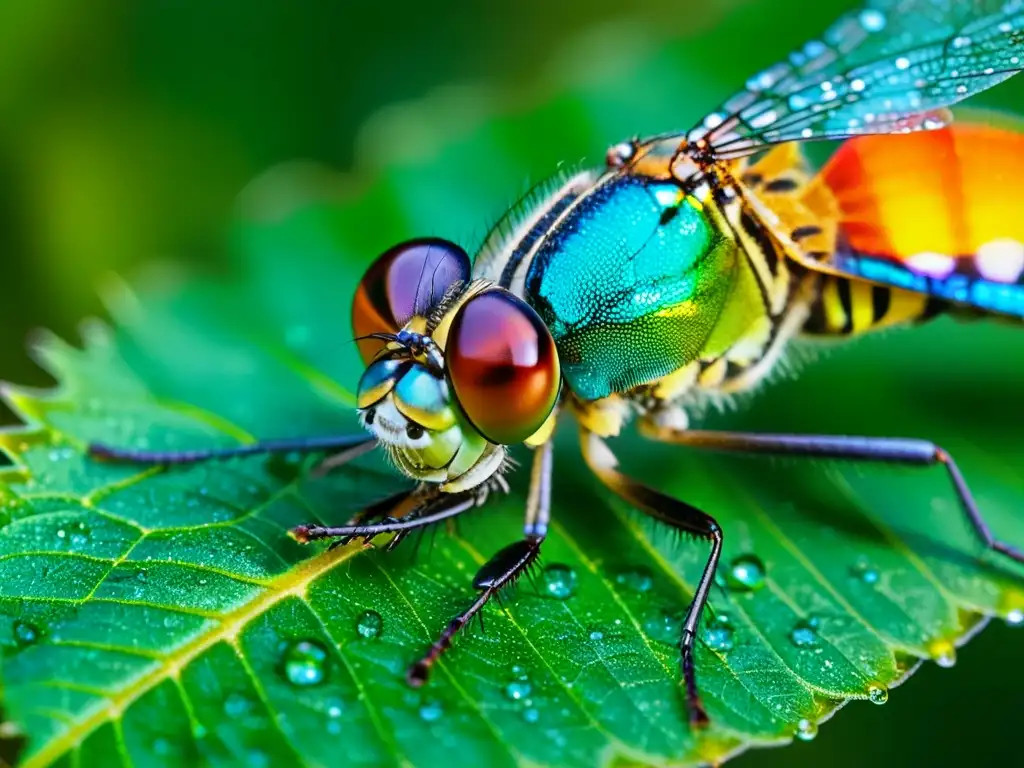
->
[[407, 439, 553, 687], [640, 424, 1024, 566], [579, 429, 720, 728], [89, 434, 375, 466], [292, 489, 477, 547]]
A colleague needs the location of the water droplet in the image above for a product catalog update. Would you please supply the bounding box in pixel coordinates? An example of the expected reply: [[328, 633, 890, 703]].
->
[[224, 692, 253, 717], [1006, 609, 1024, 627], [789, 619, 820, 648], [68, 521, 90, 548], [153, 737, 172, 756], [419, 701, 443, 722], [197, 578, 208, 586], [702, 616, 734, 652], [859, 8, 886, 32], [642, 611, 679, 645], [615, 567, 653, 593], [12, 620, 39, 647], [281, 639, 329, 686], [246, 749, 270, 768], [324, 697, 344, 734], [522, 707, 540, 724], [928, 639, 957, 668], [868, 684, 888, 705], [796, 718, 818, 741], [851, 561, 880, 585], [726, 554, 766, 591], [589, 629, 604, 641], [355, 610, 383, 639], [505, 679, 532, 701], [541, 565, 577, 600]]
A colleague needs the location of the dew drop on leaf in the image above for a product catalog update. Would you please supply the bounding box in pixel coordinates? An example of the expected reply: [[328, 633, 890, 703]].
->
[[355, 610, 383, 639], [868, 684, 888, 705], [796, 718, 818, 741], [789, 619, 820, 648], [419, 701, 443, 722], [505, 679, 532, 701], [850, 561, 880, 585], [726, 554, 766, 591], [247, 749, 270, 768], [281, 639, 329, 686], [224, 692, 254, 717], [12, 620, 39, 647], [928, 639, 957, 668], [541, 565, 577, 599], [523, 707, 540, 724], [614, 567, 653, 593], [702, 616, 734, 652], [642, 611, 679, 645], [589, 629, 604, 641], [1006, 609, 1024, 627]]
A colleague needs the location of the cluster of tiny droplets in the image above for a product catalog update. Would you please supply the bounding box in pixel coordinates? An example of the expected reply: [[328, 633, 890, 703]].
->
[[689, 1, 1024, 152]]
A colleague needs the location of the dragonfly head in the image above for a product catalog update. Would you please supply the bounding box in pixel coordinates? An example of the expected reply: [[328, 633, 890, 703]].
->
[[352, 238, 561, 491]]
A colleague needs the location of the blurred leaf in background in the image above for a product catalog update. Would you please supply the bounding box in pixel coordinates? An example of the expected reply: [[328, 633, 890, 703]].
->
[[0, 0, 1022, 766], [0, 0, 742, 407]]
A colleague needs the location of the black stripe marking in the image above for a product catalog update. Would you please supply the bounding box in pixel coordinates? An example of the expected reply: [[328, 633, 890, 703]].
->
[[740, 209, 780, 278], [870, 284, 891, 323], [791, 225, 822, 241], [804, 298, 828, 334], [659, 207, 679, 226], [741, 172, 763, 187], [920, 296, 949, 321], [765, 177, 799, 193], [837, 279, 854, 334], [724, 360, 747, 381], [499, 191, 578, 288]]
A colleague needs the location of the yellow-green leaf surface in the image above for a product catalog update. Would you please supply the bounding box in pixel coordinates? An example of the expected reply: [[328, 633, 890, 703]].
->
[[2, 14, 1024, 768]]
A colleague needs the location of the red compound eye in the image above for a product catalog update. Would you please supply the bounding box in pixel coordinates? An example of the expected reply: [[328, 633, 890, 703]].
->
[[352, 238, 470, 363], [445, 289, 560, 445]]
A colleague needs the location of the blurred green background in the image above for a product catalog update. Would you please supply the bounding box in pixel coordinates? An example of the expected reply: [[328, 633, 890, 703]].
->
[[0, 0, 1020, 765]]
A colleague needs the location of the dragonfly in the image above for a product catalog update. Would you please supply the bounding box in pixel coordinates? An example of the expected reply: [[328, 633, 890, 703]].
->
[[91, 0, 1024, 728]]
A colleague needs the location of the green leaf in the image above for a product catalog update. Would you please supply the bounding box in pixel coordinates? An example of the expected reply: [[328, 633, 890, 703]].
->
[[2, 17, 1024, 768]]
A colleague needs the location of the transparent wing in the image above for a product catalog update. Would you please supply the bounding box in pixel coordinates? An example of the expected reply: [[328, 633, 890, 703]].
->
[[687, 0, 1024, 159]]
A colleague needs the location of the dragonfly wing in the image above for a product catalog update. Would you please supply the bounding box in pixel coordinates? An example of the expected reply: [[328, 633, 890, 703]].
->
[[687, 0, 1024, 159]]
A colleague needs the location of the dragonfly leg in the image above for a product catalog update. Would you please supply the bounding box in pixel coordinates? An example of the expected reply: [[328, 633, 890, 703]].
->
[[407, 440, 553, 687], [89, 434, 375, 466], [640, 424, 1024, 567], [579, 429, 721, 728], [292, 488, 476, 549]]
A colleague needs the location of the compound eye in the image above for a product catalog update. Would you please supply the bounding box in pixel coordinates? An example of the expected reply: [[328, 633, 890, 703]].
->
[[446, 289, 560, 445], [352, 238, 471, 363]]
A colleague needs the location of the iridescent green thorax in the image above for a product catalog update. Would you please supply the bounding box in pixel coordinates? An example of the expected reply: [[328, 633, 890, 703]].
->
[[522, 173, 739, 400]]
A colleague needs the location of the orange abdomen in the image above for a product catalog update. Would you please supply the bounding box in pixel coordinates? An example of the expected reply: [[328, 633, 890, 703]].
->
[[822, 122, 1024, 285]]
